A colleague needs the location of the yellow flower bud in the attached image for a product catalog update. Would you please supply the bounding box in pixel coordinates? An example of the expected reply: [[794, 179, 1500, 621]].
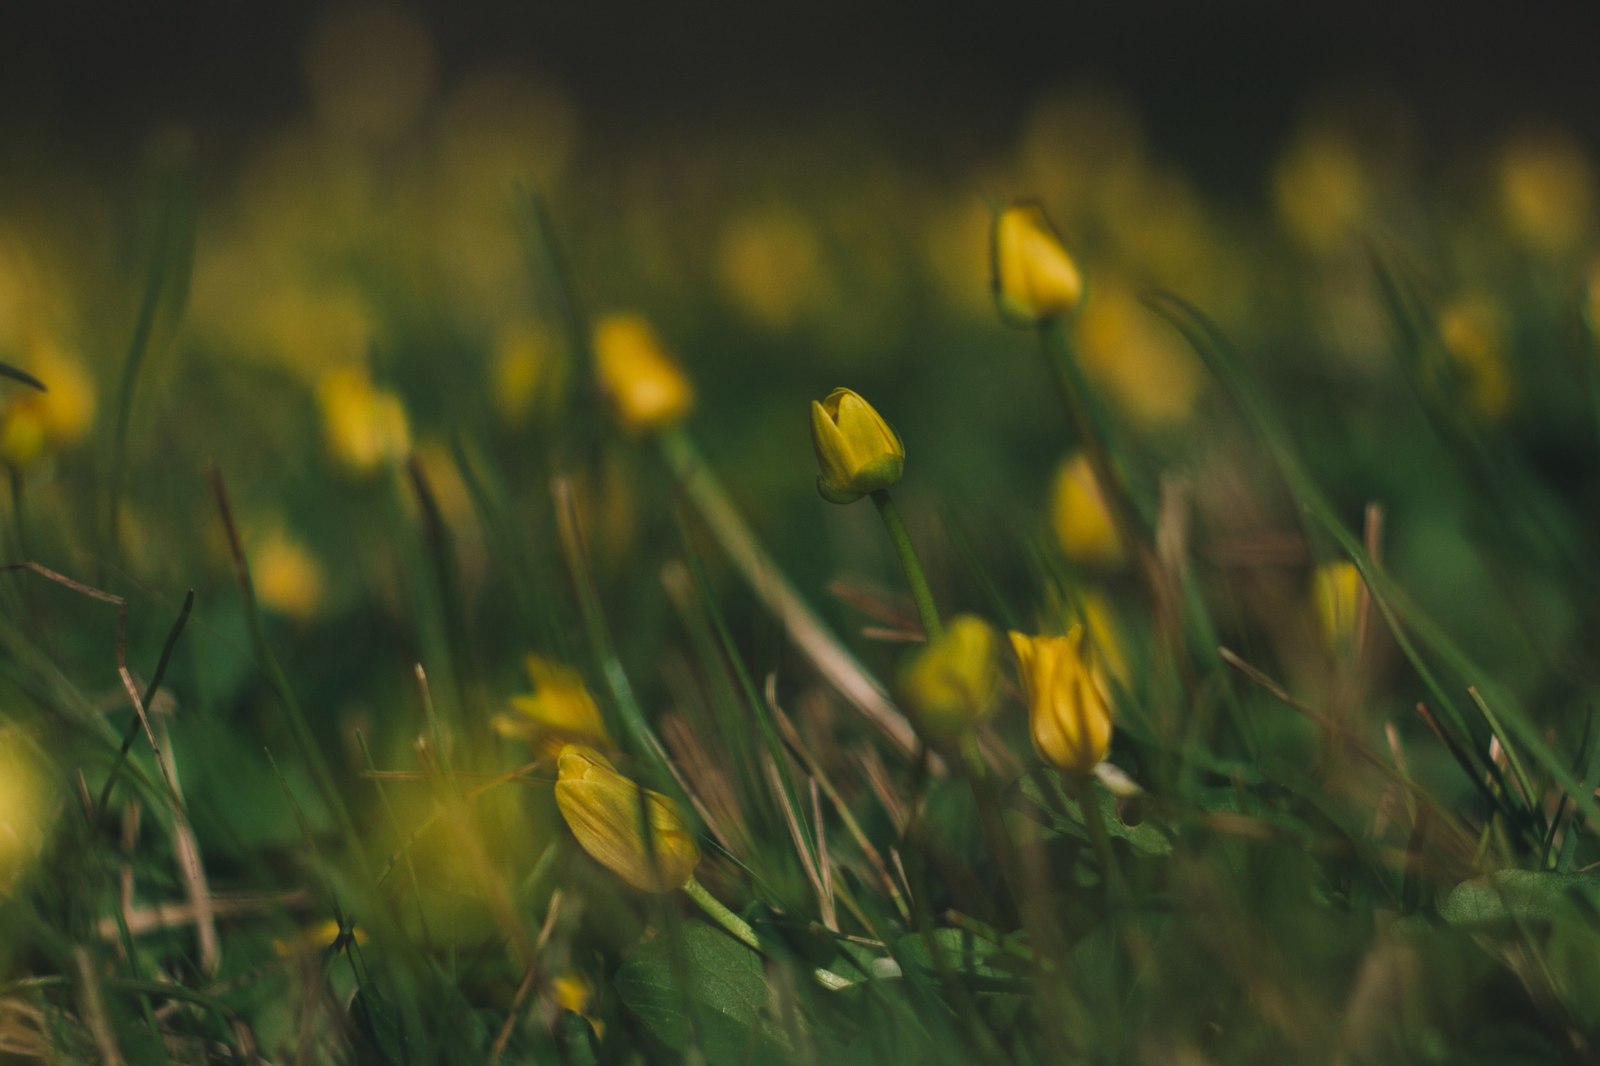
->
[[251, 528, 326, 621], [1009, 628, 1114, 775], [0, 401, 46, 470], [316, 368, 412, 475], [899, 614, 1000, 741], [1312, 560, 1364, 650], [1050, 454, 1123, 566], [593, 313, 694, 435], [493, 655, 613, 753], [992, 202, 1084, 327], [554, 745, 699, 893], [809, 387, 904, 504]]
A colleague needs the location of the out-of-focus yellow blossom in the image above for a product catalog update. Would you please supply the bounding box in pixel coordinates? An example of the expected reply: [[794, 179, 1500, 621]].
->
[[992, 202, 1084, 326], [899, 615, 1000, 741], [250, 529, 325, 621], [0, 339, 96, 469], [552, 971, 605, 1039], [1050, 454, 1122, 566], [1312, 560, 1364, 650], [493, 656, 613, 754], [491, 322, 564, 427], [1074, 281, 1203, 426], [0, 736, 49, 895], [272, 918, 367, 958], [554, 745, 699, 894], [316, 368, 412, 475], [716, 208, 829, 330], [1273, 130, 1369, 252], [1437, 297, 1512, 420], [1498, 128, 1595, 254], [592, 314, 694, 436], [304, 4, 435, 145], [1010, 628, 1114, 775], [810, 387, 904, 503]]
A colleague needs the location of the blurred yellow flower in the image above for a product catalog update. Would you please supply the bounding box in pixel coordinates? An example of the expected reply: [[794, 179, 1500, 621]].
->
[[491, 322, 563, 427], [1498, 127, 1594, 254], [1075, 589, 1128, 684], [493, 656, 613, 754], [899, 614, 1000, 741], [810, 387, 904, 503], [992, 202, 1083, 326], [552, 971, 604, 1039], [272, 918, 367, 958], [1438, 296, 1512, 420], [1272, 130, 1369, 252], [1050, 454, 1122, 566], [716, 208, 829, 329], [554, 745, 699, 893], [251, 529, 325, 621], [0, 338, 97, 470], [1074, 281, 1202, 427], [1312, 560, 1364, 650], [592, 313, 694, 436], [316, 368, 412, 475], [1010, 628, 1114, 775], [0, 736, 48, 895]]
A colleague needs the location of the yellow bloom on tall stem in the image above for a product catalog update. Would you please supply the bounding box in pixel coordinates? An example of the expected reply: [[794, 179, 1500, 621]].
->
[[809, 387, 904, 503], [1009, 628, 1114, 775], [593, 313, 694, 435], [992, 202, 1084, 327], [554, 745, 699, 893]]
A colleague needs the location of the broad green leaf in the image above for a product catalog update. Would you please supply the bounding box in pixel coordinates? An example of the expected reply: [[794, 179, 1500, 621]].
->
[[1438, 870, 1600, 926]]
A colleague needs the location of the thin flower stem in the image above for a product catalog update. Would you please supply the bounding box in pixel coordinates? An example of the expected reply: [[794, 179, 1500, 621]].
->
[[1069, 775, 1126, 905], [870, 489, 942, 641], [682, 877, 855, 990]]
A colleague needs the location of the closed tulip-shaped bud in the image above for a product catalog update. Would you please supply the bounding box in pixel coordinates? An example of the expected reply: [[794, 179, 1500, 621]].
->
[[593, 313, 694, 435], [992, 202, 1084, 327], [1051, 454, 1123, 566], [899, 614, 1000, 741], [493, 656, 613, 753], [1009, 628, 1114, 774], [810, 387, 904, 503], [1312, 560, 1363, 650], [554, 745, 699, 893]]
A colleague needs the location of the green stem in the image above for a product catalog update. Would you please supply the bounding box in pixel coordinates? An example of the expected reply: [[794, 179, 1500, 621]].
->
[[870, 489, 942, 641], [1070, 775, 1125, 904], [682, 877, 855, 991]]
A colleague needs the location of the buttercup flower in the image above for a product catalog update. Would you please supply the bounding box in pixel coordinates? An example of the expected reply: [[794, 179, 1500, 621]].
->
[[810, 387, 904, 503], [493, 656, 613, 753], [899, 614, 1000, 741], [992, 202, 1084, 327], [1009, 628, 1114, 775], [1312, 560, 1364, 650], [1050, 454, 1123, 566], [316, 367, 412, 475], [554, 745, 699, 893], [593, 313, 694, 435]]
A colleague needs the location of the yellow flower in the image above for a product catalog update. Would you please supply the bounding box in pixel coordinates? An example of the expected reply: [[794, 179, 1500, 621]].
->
[[0, 735, 49, 896], [493, 656, 613, 753], [491, 321, 563, 427], [992, 202, 1084, 327], [0, 339, 97, 470], [316, 368, 412, 475], [809, 387, 904, 503], [251, 529, 325, 621], [1312, 560, 1364, 650], [1498, 127, 1594, 254], [554, 745, 699, 893], [551, 971, 605, 1039], [1009, 628, 1114, 775], [272, 918, 368, 958], [592, 313, 694, 436], [898, 615, 1000, 741], [1438, 297, 1512, 420], [1050, 454, 1123, 566]]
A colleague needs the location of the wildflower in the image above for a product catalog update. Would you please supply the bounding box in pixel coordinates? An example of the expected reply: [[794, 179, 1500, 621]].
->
[[0, 736, 48, 896], [491, 321, 562, 426], [554, 745, 699, 893], [1050, 454, 1123, 566], [272, 918, 368, 958], [251, 529, 325, 621], [1009, 628, 1114, 775], [0, 340, 97, 471], [593, 313, 694, 436], [1498, 127, 1594, 254], [809, 387, 904, 503], [1438, 297, 1512, 420], [992, 202, 1083, 327], [316, 368, 411, 474], [551, 971, 605, 1039], [1312, 560, 1364, 650], [899, 615, 1000, 741], [493, 656, 613, 753]]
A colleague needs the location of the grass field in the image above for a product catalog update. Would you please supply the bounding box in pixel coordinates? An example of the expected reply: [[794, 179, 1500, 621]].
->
[[3, 15, 1600, 1061]]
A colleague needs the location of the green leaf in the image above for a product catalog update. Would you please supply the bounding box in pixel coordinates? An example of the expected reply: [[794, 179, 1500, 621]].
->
[[1438, 870, 1600, 926], [1013, 773, 1174, 856], [614, 919, 791, 1062], [895, 927, 1018, 981]]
